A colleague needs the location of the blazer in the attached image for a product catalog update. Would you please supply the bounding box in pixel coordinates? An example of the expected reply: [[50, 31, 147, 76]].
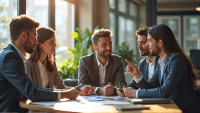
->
[[136, 53, 200, 109], [127, 56, 159, 89], [78, 53, 127, 87], [25, 59, 65, 89], [0, 44, 58, 112]]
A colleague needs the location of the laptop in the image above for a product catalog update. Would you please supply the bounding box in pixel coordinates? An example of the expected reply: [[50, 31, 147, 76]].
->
[[126, 98, 172, 104]]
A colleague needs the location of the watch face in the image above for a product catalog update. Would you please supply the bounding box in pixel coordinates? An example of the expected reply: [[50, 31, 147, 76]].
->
[[75, 85, 83, 90]]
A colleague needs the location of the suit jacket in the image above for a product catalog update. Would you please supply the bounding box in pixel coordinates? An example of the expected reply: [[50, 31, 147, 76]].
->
[[136, 53, 200, 109], [0, 44, 58, 112], [78, 53, 127, 87], [127, 56, 159, 89], [24, 59, 65, 89]]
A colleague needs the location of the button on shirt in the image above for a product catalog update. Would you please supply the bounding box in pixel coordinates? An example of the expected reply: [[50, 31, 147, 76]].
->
[[38, 60, 49, 88], [93, 55, 109, 94]]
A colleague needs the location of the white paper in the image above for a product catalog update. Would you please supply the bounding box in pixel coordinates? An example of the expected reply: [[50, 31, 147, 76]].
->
[[90, 100, 130, 105]]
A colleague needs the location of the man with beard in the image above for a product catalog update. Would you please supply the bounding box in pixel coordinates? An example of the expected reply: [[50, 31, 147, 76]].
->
[[0, 15, 81, 112], [78, 29, 127, 96], [124, 24, 200, 112], [117, 27, 159, 97]]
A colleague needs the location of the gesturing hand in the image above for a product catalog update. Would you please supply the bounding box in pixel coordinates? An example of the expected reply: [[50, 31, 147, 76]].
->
[[123, 87, 137, 98], [125, 59, 141, 79], [80, 85, 94, 96]]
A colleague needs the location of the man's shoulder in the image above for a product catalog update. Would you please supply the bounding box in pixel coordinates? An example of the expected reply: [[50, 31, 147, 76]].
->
[[80, 53, 95, 61], [110, 54, 122, 61], [139, 57, 147, 64]]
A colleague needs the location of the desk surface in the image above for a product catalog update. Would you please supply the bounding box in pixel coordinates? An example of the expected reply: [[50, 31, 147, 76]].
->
[[19, 97, 182, 113]]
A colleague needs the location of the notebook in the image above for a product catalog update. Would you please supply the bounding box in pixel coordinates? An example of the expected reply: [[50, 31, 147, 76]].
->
[[126, 98, 172, 104]]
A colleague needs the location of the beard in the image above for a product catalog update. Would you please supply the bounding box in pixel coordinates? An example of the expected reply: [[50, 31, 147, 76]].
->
[[139, 49, 150, 56], [150, 47, 161, 56], [98, 49, 112, 59], [23, 38, 34, 54]]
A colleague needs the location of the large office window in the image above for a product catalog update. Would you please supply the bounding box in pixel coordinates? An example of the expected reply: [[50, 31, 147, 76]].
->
[[157, 15, 200, 53], [109, 0, 139, 62], [26, 0, 48, 27], [0, 0, 17, 50], [55, 0, 75, 62]]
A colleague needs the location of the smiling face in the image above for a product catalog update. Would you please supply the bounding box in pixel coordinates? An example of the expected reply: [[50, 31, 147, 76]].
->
[[94, 36, 112, 59], [23, 28, 38, 54], [39, 35, 57, 56], [147, 34, 161, 56], [137, 35, 150, 56]]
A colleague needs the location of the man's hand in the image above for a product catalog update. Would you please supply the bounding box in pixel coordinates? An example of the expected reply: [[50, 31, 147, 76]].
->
[[123, 87, 137, 98], [80, 85, 94, 96], [97, 82, 114, 96], [117, 88, 125, 97], [60, 89, 80, 100], [125, 59, 142, 79]]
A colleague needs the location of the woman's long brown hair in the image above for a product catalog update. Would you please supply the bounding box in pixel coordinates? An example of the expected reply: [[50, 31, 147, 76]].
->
[[148, 24, 198, 90], [29, 27, 55, 72]]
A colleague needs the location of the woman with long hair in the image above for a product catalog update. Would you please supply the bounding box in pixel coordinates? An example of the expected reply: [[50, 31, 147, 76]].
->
[[121, 24, 200, 112], [25, 27, 93, 95]]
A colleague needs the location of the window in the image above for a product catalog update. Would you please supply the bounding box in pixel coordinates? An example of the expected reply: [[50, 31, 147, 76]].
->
[[26, 0, 48, 27], [0, 0, 17, 50], [109, 0, 139, 63], [55, 0, 75, 62]]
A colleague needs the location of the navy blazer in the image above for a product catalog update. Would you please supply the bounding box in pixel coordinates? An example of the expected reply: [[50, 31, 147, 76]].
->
[[0, 44, 58, 112], [127, 56, 159, 89], [136, 53, 200, 109]]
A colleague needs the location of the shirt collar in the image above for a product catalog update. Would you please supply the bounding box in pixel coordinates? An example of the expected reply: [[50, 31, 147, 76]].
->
[[38, 60, 46, 68], [146, 56, 156, 65], [96, 54, 109, 67], [10, 43, 26, 63], [158, 54, 168, 65]]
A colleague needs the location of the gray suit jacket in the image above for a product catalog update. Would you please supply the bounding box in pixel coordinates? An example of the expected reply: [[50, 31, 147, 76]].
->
[[0, 44, 58, 112], [78, 53, 127, 87], [136, 53, 200, 109], [127, 56, 159, 89], [24, 59, 65, 89]]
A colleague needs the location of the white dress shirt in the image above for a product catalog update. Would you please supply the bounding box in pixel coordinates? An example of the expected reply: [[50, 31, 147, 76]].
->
[[93, 55, 109, 94], [146, 56, 156, 81], [135, 55, 167, 98], [37, 60, 49, 88]]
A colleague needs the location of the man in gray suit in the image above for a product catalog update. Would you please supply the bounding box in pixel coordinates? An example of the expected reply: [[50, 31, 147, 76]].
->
[[0, 15, 80, 112], [117, 27, 159, 96], [78, 29, 127, 96]]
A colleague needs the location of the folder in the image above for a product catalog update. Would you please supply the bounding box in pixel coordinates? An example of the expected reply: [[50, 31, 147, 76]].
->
[[126, 98, 172, 104]]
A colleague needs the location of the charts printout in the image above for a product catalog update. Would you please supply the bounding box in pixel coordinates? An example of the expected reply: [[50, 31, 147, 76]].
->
[[32, 96, 130, 106]]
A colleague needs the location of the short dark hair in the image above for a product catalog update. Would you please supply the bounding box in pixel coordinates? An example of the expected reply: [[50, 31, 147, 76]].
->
[[135, 27, 150, 36], [91, 29, 113, 45], [9, 15, 40, 41]]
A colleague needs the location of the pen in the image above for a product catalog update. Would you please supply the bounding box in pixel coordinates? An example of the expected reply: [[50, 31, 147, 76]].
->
[[118, 80, 125, 96]]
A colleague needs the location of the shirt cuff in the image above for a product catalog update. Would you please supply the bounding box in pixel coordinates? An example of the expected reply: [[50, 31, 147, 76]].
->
[[93, 87, 99, 94], [136, 90, 139, 98], [57, 92, 61, 100], [134, 75, 144, 83]]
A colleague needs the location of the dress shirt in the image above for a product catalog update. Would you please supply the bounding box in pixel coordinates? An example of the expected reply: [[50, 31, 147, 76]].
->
[[146, 56, 156, 81], [38, 60, 49, 88], [93, 55, 109, 94], [135, 55, 167, 98]]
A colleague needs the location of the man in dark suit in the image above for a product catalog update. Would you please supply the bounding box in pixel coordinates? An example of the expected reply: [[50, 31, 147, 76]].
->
[[0, 15, 80, 112], [78, 29, 127, 96], [124, 24, 200, 112], [117, 27, 159, 96]]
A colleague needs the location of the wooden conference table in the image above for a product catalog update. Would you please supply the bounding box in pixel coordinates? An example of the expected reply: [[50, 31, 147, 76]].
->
[[19, 97, 182, 113]]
